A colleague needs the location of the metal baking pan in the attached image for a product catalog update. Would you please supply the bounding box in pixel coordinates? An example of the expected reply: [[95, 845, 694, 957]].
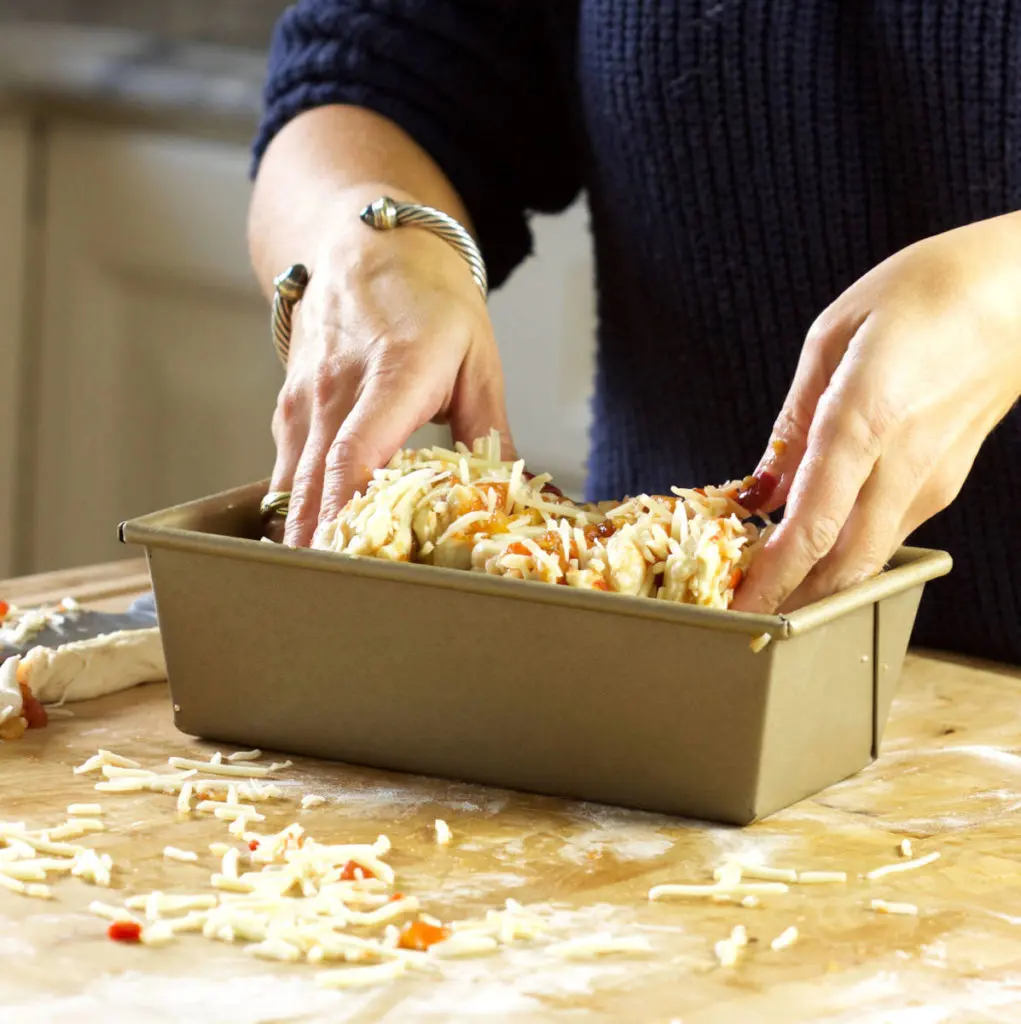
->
[[119, 481, 953, 825]]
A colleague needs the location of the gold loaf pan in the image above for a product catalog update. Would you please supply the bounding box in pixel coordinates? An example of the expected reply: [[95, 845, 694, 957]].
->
[[119, 481, 952, 826]]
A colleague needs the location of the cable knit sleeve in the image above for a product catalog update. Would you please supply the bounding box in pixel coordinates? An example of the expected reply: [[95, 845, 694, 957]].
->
[[251, 0, 582, 289]]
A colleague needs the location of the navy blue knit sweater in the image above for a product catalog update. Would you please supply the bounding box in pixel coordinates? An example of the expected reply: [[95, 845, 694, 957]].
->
[[253, 1, 1021, 666]]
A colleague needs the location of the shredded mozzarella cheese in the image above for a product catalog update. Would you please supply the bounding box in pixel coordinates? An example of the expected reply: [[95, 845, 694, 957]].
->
[[714, 925, 748, 967], [226, 749, 263, 762], [167, 757, 289, 778], [66, 804, 102, 816], [74, 750, 141, 774], [865, 851, 940, 880], [870, 899, 919, 916], [770, 926, 799, 951], [546, 934, 652, 959], [88, 900, 141, 923], [749, 632, 772, 653], [797, 870, 848, 884], [649, 881, 788, 900], [163, 846, 199, 863], [721, 862, 796, 884]]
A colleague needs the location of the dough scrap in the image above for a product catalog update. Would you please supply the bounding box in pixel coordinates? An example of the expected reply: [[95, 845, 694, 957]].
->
[[23, 627, 166, 705]]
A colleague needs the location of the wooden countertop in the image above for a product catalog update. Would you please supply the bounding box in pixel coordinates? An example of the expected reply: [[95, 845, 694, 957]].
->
[[3, 560, 1021, 1022]]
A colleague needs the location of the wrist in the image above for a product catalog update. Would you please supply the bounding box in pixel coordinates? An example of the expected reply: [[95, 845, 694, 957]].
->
[[314, 188, 484, 301]]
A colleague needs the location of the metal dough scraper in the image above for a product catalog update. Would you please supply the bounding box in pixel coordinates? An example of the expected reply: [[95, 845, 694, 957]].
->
[[0, 592, 158, 666]]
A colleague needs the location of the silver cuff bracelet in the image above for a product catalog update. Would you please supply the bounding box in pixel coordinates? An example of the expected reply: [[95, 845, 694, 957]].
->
[[270, 196, 487, 369]]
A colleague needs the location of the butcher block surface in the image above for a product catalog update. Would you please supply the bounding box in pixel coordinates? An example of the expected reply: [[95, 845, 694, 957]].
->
[[2, 560, 1021, 1023]]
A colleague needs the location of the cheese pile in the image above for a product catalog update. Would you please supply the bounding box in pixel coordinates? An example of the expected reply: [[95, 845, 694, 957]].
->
[[0, 747, 652, 990], [0, 744, 950, 986], [0, 817, 111, 899], [313, 432, 771, 609]]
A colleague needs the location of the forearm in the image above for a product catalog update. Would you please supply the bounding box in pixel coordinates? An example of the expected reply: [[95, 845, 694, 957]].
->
[[247, 104, 474, 299]]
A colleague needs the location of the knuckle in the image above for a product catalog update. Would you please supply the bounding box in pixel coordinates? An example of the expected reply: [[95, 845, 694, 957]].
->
[[927, 473, 964, 514], [283, 487, 319, 536], [271, 407, 286, 444], [286, 474, 315, 514], [823, 400, 896, 461], [774, 400, 812, 443], [900, 443, 940, 489], [311, 362, 343, 407], [840, 547, 886, 588], [797, 514, 843, 563], [309, 351, 362, 409], [830, 562, 882, 596], [323, 431, 376, 502], [865, 395, 901, 440], [284, 500, 314, 537], [325, 430, 370, 474], [855, 540, 889, 578], [755, 581, 790, 615], [804, 308, 839, 351], [365, 336, 419, 378], [275, 383, 303, 422]]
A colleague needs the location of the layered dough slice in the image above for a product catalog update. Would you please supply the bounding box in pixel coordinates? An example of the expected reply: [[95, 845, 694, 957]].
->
[[314, 431, 772, 609]]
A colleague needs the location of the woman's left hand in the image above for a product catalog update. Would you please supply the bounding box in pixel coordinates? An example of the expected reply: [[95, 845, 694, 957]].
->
[[731, 214, 1021, 615]]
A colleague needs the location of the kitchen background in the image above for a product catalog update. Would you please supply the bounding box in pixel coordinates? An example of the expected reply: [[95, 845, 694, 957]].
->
[[0, 1, 596, 577]]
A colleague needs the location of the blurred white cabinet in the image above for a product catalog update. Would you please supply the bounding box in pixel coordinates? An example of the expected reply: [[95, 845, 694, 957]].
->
[[0, 117, 31, 578], [31, 125, 282, 570]]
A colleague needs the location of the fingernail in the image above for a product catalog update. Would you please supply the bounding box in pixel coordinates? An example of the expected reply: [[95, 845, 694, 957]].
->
[[737, 470, 778, 511]]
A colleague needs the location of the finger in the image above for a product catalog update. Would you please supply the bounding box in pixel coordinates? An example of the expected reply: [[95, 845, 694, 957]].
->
[[779, 453, 913, 611], [900, 411, 985, 533], [269, 384, 309, 493], [739, 307, 870, 514], [731, 374, 896, 614], [263, 381, 311, 544], [284, 373, 360, 547], [777, 405, 982, 610], [268, 297, 314, 541], [447, 345, 517, 462], [317, 367, 439, 528]]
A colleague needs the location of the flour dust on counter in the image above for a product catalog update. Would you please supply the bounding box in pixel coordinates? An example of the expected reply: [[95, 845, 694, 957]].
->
[[0, 739, 952, 1005], [4, 611, 1021, 1022], [1, 744, 689, 1018]]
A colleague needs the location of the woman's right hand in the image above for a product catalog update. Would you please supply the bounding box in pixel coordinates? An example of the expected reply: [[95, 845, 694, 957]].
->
[[269, 196, 515, 548]]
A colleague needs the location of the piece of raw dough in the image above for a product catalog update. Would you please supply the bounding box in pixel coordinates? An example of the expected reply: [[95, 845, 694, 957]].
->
[[19, 628, 166, 705]]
